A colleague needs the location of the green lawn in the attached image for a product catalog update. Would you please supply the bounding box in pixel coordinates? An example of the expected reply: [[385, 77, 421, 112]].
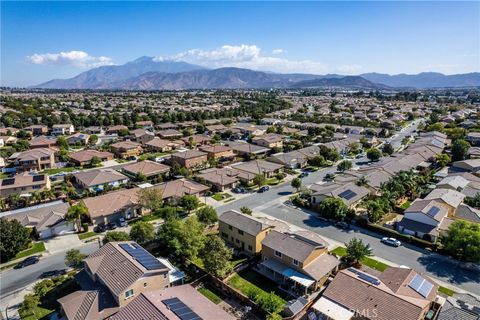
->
[[138, 152, 170, 161], [211, 193, 232, 201], [15, 242, 45, 260], [198, 286, 224, 304], [439, 286, 456, 297], [78, 231, 97, 240], [231, 255, 249, 268], [19, 306, 54, 320], [330, 246, 390, 272], [399, 200, 412, 210], [266, 178, 283, 186], [41, 167, 77, 175], [228, 269, 288, 303]]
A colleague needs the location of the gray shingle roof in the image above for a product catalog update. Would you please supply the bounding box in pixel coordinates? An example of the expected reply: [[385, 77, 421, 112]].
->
[[219, 210, 272, 236]]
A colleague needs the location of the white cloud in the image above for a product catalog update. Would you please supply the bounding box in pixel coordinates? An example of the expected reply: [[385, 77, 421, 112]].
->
[[155, 44, 328, 74], [271, 49, 283, 55], [336, 64, 363, 74], [27, 50, 114, 68]]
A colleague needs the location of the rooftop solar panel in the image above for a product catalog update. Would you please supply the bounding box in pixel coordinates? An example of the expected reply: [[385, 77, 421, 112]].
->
[[32, 175, 45, 182], [347, 268, 380, 286], [1, 178, 15, 186], [118, 243, 167, 271], [162, 297, 202, 320], [409, 274, 424, 291], [338, 189, 357, 201], [426, 206, 440, 217], [418, 281, 434, 298]]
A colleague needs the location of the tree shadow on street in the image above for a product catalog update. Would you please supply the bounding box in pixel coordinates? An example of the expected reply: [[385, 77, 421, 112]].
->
[[417, 253, 480, 285]]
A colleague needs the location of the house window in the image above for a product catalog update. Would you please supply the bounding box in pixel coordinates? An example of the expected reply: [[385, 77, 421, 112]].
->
[[221, 232, 228, 238], [228, 225, 233, 230], [125, 289, 134, 299], [293, 259, 299, 266], [143, 283, 148, 287], [274, 251, 282, 258], [238, 230, 244, 235], [248, 245, 253, 251], [236, 239, 240, 244]]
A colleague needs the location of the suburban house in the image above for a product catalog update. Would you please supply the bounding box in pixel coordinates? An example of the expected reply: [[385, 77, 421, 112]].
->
[[219, 210, 274, 255], [228, 141, 270, 158], [181, 134, 211, 146], [232, 159, 283, 180], [310, 182, 369, 208], [135, 120, 154, 129], [157, 129, 183, 139], [199, 145, 235, 160], [437, 293, 480, 320], [424, 188, 465, 215], [72, 169, 130, 192], [122, 160, 170, 179], [52, 124, 75, 136], [466, 132, 480, 146], [397, 199, 453, 242], [150, 178, 209, 203], [169, 150, 208, 169], [67, 132, 90, 145], [145, 137, 183, 152], [0, 135, 18, 146], [452, 159, 480, 174], [8, 148, 56, 172], [69, 150, 114, 166], [107, 125, 129, 134], [0, 201, 75, 239], [82, 187, 145, 225], [268, 151, 308, 169], [258, 230, 339, 296], [28, 136, 57, 149], [109, 284, 234, 320], [130, 128, 155, 144], [0, 173, 51, 197], [110, 140, 143, 159], [436, 175, 471, 192], [85, 126, 105, 135], [252, 133, 284, 149], [58, 241, 172, 320], [312, 267, 439, 320], [197, 167, 240, 191], [25, 125, 48, 136]]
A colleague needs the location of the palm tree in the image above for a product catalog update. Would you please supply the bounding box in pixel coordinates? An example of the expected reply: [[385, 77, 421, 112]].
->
[[65, 204, 88, 232], [356, 176, 369, 187], [345, 238, 373, 266]]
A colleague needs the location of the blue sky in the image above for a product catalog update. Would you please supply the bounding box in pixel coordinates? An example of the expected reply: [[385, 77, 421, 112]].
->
[[1, 1, 479, 87]]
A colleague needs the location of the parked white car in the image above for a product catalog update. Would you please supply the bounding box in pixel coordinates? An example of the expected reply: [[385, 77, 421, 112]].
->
[[381, 237, 402, 247]]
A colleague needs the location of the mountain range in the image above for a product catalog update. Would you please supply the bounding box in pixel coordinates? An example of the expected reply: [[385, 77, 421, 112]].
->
[[35, 56, 480, 90]]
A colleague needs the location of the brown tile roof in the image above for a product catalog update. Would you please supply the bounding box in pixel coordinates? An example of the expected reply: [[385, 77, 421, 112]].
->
[[82, 188, 140, 218], [73, 169, 129, 187], [122, 160, 170, 177], [110, 285, 235, 320], [219, 210, 272, 236], [199, 145, 233, 154], [111, 140, 141, 150], [0, 201, 69, 229], [171, 150, 207, 160], [0, 173, 49, 191], [197, 168, 239, 186], [10, 148, 55, 162], [69, 150, 114, 163], [150, 178, 209, 199], [232, 159, 283, 175]]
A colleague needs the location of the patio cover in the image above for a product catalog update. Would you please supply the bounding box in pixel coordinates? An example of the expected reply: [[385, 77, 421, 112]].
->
[[311, 297, 354, 320], [261, 259, 315, 288]]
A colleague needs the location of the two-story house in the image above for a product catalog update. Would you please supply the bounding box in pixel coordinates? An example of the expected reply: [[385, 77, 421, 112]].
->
[[58, 241, 172, 320], [169, 150, 208, 169], [25, 125, 48, 136], [219, 210, 274, 255], [199, 145, 235, 160], [110, 140, 143, 159], [0, 173, 51, 197], [258, 230, 339, 295], [252, 133, 284, 149], [8, 148, 56, 172], [52, 124, 75, 136]]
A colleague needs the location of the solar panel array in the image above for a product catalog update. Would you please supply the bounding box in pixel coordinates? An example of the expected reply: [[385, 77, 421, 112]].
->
[[118, 243, 167, 271], [32, 175, 45, 182], [162, 297, 202, 320], [347, 268, 380, 286], [426, 206, 440, 217], [338, 190, 357, 201], [408, 274, 434, 298], [1, 179, 15, 186]]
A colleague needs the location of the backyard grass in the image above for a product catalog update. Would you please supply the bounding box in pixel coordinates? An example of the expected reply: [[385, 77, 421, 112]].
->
[[14, 242, 46, 260], [439, 286, 456, 297], [41, 167, 78, 175], [78, 231, 97, 240], [228, 269, 288, 302], [198, 285, 225, 304], [138, 152, 170, 161], [211, 192, 232, 201], [19, 306, 53, 320], [330, 246, 390, 272], [399, 200, 412, 210]]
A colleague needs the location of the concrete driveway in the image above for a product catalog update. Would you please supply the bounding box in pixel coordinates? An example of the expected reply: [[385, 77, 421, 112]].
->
[[43, 233, 84, 254]]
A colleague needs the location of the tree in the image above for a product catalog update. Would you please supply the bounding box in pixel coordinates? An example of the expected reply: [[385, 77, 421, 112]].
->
[[316, 197, 350, 220], [196, 205, 218, 225], [34, 279, 54, 297], [240, 206, 252, 215], [65, 204, 88, 232], [253, 174, 266, 187], [435, 153, 451, 167], [465, 193, 480, 209], [19, 294, 39, 317], [103, 231, 130, 244], [157, 216, 206, 261], [309, 155, 325, 167], [89, 134, 99, 145], [451, 139, 470, 161], [441, 220, 480, 262], [291, 177, 302, 192], [345, 238, 372, 265], [65, 249, 86, 268], [0, 218, 31, 262], [57, 136, 69, 149], [200, 236, 232, 278], [180, 195, 200, 213], [337, 160, 353, 172], [381, 143, 394, 155], [366, 148, 382, 162], [136, 172, 147, 182], [90, 156, 101, 167], [138, 188, 163, 212], [256, 292, 285, 314], [130, 221, 155, 246]]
